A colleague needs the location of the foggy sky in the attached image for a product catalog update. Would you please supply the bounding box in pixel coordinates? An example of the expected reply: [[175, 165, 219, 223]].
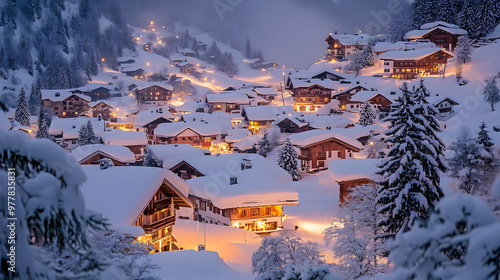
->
[[121, 0, 411, 69]]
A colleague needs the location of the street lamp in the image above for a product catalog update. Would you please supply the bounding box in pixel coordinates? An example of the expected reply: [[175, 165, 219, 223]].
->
[[281, 72, 286, 106]]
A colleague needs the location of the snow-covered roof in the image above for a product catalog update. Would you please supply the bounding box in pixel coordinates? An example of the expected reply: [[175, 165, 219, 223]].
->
[[171, 101, 206, 113], [244, 105, 294, 121], [379, 47, 454, 61], [232, 139, 256, 151], [290, 62, 347, 80], [373, 41, 437, 53], [181, 112, 233, 135], [404, 26, 467, 40], [303, 115, 355, 129], [154, 122, 221, 137], [183, 154, 300, 209], [103, 130, 148, 146], [328, 33, 373, 46], [206, 92, 250, 104], [225, 128, 252, 143], [290, 78, 338, 90], [135, 82, 173, 91], [328, 159, 382, 182], [288, 129, 363, 150], [272, 114, 310, 128], [133, 110, 176, 127], [89, 100, 114, 108], [349, 91, 392, 103], [148, 144, 209, 165], [41, 89, 91, 102], [420, 21, 460, 30], [0, 111, 11, 131], [253, 87, 279, 96], [49, 117, 105, 136], [80, 166, 191, 225], [71, 144, 136, 164]]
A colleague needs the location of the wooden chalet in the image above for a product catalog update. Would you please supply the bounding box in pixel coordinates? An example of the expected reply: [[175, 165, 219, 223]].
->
[[41, 89, 91, 118], [72, 144, 136, 166], [134, 83, 173, 105], [206, 92, 250, 114], [290, 80, 336, 112], [329, 159, 379, 203], [433, 97, 460, 117], [404, 21, 467, 51], [332, 85, 369, 110], [90, 101, 113, 120], [154, 122, 221, 149], [273, 116, 314, 133], [380, 47, 454, 80], [134, 111, 174, 145], [177, 61, 196, 75], [325, 32, 372, 61], [289, 129, 362, 172]]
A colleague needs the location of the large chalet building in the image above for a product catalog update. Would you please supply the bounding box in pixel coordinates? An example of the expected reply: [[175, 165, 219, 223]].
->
[[380, 47, 454, 80], [325, 32, 372, 61], [154, 122, 221, 149], [206, 92, 250, 114], [404, 21, 467, 51], [42, 89, 91, 118], [133, 83, 173, 105], [90, 101, 113, 120]]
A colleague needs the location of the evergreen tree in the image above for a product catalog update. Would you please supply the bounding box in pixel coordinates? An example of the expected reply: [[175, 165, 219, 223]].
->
[[35, 109, 49, 139], [476, 0, 500, 38], [77, 120, 97, 146], [216, 52, 239, 76], [255, 49, 264, 61], [257, 131, 272, 157], [362, 43, 375, 67], [458, 0, 479, 38], [482, 76, 500, 111], [437, 0, 458, 24], [277, 138, 301, 181], [144, 147, 163, 167], [386, 12, 415, 42], [245, 37, 253, 59], [359, 101, 376, 126], [27, 52, 33, 76], [390, 194, 499, 280], [377, 82, 445, 237], [477, 121, 494, 153], [15, 87, 31, 127], [455, 36, 472, 64], [29, 80, 41, 115]]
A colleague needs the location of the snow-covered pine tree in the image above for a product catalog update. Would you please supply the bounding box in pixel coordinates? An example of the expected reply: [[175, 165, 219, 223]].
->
[[478, 121, 494, 154], [437, 0, 458, 24], [35, 110, 49, 139], [144, 147, 163, 168], [77, 120, 97, 146], [245, 38, 253, 59], [377, 82, 445, 237], [458, 0, 479, 38], [277, 138, 301, 180], [15, 87, 30, 127], [455, 36, 472, 64], [483, 76, 500, 111], [86, 120, 98, 144], [476, 0, 500, 38], [359, 101, 376, 126], [362, 43, 375, 67], [365, 132, 385, 159], [0, 130, 107, 279], [448, 127, 487, 195], [257, 131, 272, 157], [390, 194, 499, 280], [29, 79, 42, 115], [324, 185, 387, 279]]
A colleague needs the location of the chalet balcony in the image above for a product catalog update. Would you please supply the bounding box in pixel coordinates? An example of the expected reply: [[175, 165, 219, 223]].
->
[[143, 215, 175, 233], [316, 156, 327, 160], [298, 154, 311, 161]]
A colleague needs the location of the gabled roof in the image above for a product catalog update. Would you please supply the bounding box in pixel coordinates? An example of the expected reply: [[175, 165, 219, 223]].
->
[[41, 89, 91, 102], [134, 110, 175, 127], [431, 96, 460, 106], [288, 129, 363, 150], [329, 159, 382, 182], [136, 83, 173, 91], [290, 78, 337, 90], [71, 144, 136, 164], [89, 100, 114, 108], [206, 92, 250, 104], [404, 26, 467, 40], [373, 41, 437, 53], [420, 21, 460, 30], [379, 47, 454, 61], [80, 166, 191, 226], [103, 130, 148, 146], [154, 122, 221, 138], [326, 33, 373, 46], [243, 105, 294, 121], [253, 87, 279, 96]]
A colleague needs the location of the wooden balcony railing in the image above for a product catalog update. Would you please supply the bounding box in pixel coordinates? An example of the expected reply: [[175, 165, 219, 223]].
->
[[143, 215, 175, 233]]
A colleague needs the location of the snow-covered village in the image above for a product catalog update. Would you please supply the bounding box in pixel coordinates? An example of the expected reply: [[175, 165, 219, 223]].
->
[[2, 0, 500, 279]]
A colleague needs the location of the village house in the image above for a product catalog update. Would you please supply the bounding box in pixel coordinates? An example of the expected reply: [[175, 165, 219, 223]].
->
[[344, 91, 394, 113], [289, 79, 337, 112], [177, 61, 196, 75], [287, 67, 346, 88], [41, 89, 91, 118], [404, 21, 467, 51], [48, 117, 105, 151], [329, 159, 380, 203], [380, 47, 454, 80], [206, 92, 250, 114], [167, 154, 300, 234], [80, 166, 193, 252], [373, 40, 437, 55], [122, 67, 144, 78], [272, 114, 314, 133], [430, 96, 460, 118], [243, 105, 294, 134], [134, 83, 174, 105], [134, 109, 176, 144], [252, 87, 279, 102], [71, 144, 137, 166], [325, 32, 372, 61], [154, 122, 221, 150], [84, 86, 112, 101], [90, 101, 113, 120], [103, 129, 148, 159], [288, 129, 363, 172]]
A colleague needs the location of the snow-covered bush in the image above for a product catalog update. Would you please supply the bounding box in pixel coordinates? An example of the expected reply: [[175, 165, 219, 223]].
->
[[252, 230, 328, 280]]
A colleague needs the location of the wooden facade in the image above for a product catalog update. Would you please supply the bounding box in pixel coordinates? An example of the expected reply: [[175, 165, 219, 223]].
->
[[141, 117, 173, 145], [155, 128, 215, 149], [275, 118, 314, 133], [91, 102, 113, 120], [338, 178, 375, 203], [325, 35, 346, 60], [170, 161, 205, 180], [292, 84, 334, 112], [42, 94, 90, 118], [332, 85, 368, 110], [422, 28, 460, 51], [78, 152, 131, 166], [134, 85, 172, 105], [230, 205, 284, 233], [382, 49, 453, 80], [298, 138, 361, 171]]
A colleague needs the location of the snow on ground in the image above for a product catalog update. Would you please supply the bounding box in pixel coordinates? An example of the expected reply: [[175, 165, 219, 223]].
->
[[149, 250, 253, 280]]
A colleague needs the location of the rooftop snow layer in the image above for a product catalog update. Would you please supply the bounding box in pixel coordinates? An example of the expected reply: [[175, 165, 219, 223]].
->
[[154, 121, 221, 137], [206, 92, 250, 104], [328, 158, 382, 182], [103, 130, 148, 146], [244, 105, 294, 121], [41, 89, 91, 102], [288, 129, 363, 149], [71, 144, 136, 163], [379, 47, 453, 61]]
